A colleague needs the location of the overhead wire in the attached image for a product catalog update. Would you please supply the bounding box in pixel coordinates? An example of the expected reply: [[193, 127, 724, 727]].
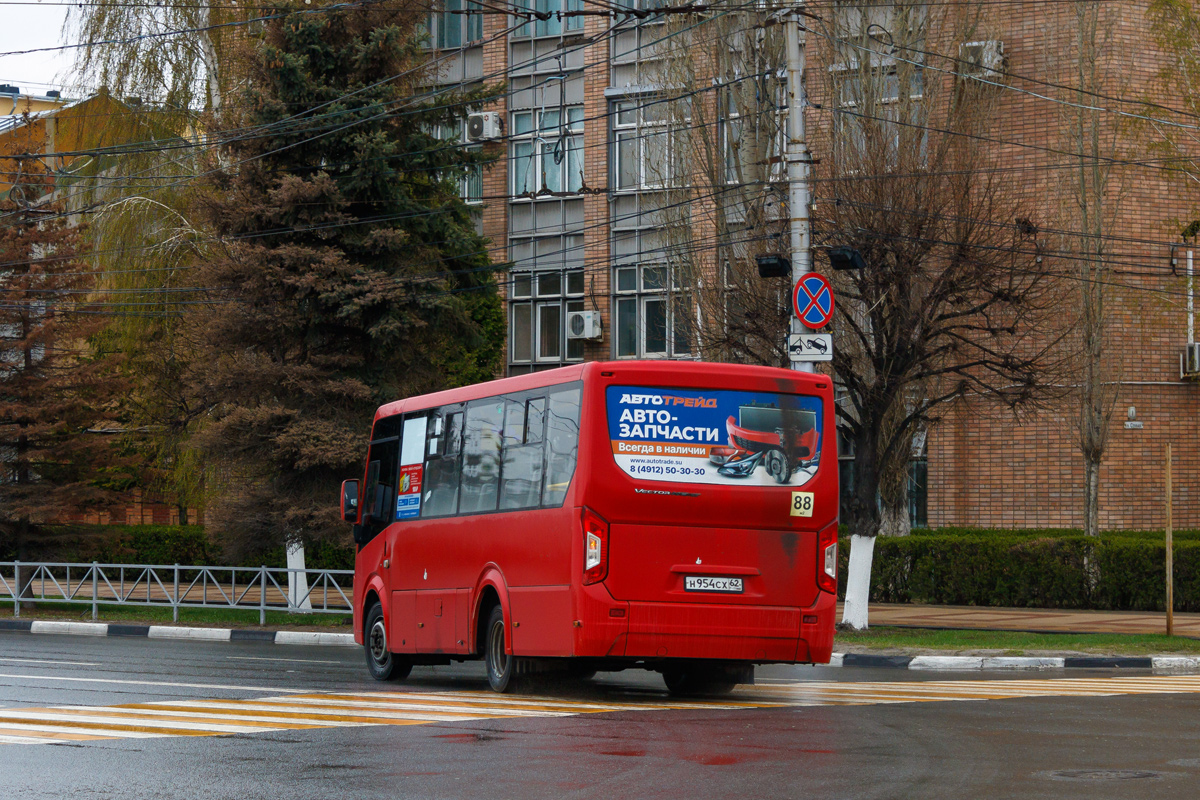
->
[[4, 0, 1190, 318], [0, 0, 755, 227]]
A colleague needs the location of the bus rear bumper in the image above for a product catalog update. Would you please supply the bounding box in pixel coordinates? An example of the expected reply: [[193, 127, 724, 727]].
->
[[607, 592, 835, 663]]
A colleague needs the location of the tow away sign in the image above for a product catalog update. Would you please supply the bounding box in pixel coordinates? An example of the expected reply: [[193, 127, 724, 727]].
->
[[788, 332, 832, 362]]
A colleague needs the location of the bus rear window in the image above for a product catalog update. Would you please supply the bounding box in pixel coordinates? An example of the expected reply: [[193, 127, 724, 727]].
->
[[606, 385, 822, 487]]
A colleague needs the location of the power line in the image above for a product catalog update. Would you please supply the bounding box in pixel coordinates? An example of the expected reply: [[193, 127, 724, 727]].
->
[[0, 2, 747, 227], [0, 0, 389, 60]]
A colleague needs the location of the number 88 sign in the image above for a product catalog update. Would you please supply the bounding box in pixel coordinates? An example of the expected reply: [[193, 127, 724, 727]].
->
[[793, 273, 835, 330], [790, 491, 814, 517]]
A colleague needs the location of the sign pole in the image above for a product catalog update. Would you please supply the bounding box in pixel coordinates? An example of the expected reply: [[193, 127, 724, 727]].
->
[[785, 6, 813, 373], [1166, 442, 1174, 637]]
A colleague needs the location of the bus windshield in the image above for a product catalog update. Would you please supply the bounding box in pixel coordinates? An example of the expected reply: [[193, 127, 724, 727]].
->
[[606, 385, 823, 487]]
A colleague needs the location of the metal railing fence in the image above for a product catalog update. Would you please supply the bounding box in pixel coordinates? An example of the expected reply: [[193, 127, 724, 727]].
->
[[0, 561, 354, 625]]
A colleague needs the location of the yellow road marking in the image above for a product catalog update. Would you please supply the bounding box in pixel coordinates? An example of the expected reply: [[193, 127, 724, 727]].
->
[[0, 727, 109, 742], [38, 707, 337, 730], [0, 715, 222, 737], [6, 675, 1200, 748]]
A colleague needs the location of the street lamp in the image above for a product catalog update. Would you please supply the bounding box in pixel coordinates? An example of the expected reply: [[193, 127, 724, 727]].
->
[[827, 246, 866, 271]]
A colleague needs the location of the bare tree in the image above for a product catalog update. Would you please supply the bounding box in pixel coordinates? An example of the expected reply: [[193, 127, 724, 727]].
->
[[645, 1, 1062, 629], [1060, 2, 1124, 537], [813, 1, 1064, 628], [652, 6, 792, 365]]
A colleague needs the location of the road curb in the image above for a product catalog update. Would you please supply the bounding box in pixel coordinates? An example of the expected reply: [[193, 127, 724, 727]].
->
[[832, 652, 1194, 671], [1, 619, 357, 647], [1, 621, 1194, 666]]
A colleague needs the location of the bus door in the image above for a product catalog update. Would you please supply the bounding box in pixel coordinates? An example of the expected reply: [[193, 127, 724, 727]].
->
[[391, 407, 470, 655], [357, 418, 400, 632]]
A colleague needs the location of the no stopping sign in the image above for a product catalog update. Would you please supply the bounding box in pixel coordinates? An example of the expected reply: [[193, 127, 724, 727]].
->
[[793, 273, 835, 329]]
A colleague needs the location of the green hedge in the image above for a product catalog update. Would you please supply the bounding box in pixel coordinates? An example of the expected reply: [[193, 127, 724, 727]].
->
[[839, 531, 1200, 612], [908, 526, 1200, 541]]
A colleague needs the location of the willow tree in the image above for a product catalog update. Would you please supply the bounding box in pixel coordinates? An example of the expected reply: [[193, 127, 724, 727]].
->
[[814, 1, 1061, 628], [67, 1, 249, 113], [64, 2, 253, 513]]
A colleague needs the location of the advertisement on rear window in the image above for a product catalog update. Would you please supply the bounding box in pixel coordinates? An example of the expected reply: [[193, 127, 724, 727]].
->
[[607, 386, 822, 487]]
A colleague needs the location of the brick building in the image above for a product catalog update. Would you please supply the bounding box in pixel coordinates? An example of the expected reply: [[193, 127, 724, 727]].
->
[[427, 0, 1196, 530]]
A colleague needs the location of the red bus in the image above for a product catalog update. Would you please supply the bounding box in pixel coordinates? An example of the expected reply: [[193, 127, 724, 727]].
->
[[343, 361, 837, 694]]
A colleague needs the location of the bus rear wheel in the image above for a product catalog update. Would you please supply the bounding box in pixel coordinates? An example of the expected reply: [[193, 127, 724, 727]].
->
[[484, 605, 517, 693], [662, 664, 739, 696], [365, 601, 412, 682]]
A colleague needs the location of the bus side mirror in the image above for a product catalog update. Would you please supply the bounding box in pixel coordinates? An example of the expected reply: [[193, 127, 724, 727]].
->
[[341, 480, 359, 523]]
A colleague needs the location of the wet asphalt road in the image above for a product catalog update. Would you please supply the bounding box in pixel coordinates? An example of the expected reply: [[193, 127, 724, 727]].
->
[[1, 631, 1199, 799]]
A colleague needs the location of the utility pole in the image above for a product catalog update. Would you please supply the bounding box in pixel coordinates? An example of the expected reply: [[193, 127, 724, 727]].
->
[[1166, 442, 1174, 637], [785, 7, 813, 373]]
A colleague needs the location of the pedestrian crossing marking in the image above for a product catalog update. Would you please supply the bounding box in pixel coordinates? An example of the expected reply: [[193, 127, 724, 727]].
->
[[743, 675, 1200, 706], [0, 690, 757, 746], [4, 675, 1200, 746]]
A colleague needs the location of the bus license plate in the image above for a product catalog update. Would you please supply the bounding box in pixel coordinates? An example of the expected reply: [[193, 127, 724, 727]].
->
[[685, 576, 744, 593]]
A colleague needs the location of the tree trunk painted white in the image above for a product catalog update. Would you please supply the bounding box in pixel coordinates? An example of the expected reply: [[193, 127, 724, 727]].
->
[[840, 534, 876, 630], [286, 541, 312, 611]]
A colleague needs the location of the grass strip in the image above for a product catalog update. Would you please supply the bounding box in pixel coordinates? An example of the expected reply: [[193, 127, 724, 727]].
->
[[0, 601, 352, 630], [836, 626, 1200, 656]]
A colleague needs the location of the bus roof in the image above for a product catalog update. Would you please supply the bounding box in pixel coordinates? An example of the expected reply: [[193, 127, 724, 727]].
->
[[374, 360, 827, 421]]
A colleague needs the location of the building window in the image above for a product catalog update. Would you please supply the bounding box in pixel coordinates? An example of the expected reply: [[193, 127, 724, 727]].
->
[[511, 0, 583, 38], [612, 99, 683, 191], [510, 268, 586, 365], [427, 0, 483, 49], [830, 61, 925, 169], [612, 264, 691, 358], [433, 121, 483, 204], [511, 107, 583, 197], [908, 456, 927, 529]]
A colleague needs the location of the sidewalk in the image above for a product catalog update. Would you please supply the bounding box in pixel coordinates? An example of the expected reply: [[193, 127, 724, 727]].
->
[[851, 603, 1200, 637]]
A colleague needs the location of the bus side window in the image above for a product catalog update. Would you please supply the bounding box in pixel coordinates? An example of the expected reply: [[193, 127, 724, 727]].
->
[[500, 396, 545, 510], [459, 400, 503, 514], [503, 399, 525, 447], [525, 397, 545, 445], [542, 386, 581, 507], [422, 409, 463, 517], [362, 437, 399, 542]]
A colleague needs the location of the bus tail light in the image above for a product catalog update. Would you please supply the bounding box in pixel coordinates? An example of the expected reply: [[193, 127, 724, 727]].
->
[[817, 525, 837, 594], [582, 508, 609, 585]]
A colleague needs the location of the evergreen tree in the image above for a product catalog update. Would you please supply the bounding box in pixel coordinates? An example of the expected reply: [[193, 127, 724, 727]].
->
[[0, 151, 124, 566], [189, 0, 503, 558]]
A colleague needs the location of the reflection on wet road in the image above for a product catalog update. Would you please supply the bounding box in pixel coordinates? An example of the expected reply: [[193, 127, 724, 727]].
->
[[6, 673, 1200, 747]]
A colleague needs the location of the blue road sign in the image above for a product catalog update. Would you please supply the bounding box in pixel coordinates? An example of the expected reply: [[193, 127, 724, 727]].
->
[[793, 273, 834, 329]]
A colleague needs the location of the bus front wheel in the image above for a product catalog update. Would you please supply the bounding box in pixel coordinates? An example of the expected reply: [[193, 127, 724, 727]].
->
[[485, 605, 517, 693], [365, 601, 412, 682]]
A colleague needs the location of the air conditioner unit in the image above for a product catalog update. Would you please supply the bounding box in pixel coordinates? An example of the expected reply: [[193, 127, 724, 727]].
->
[[566, 310, 602, 340], [1182, 343, 1200, 379], [959, 40, 1006, 80], [467, 112, 503, 142]]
